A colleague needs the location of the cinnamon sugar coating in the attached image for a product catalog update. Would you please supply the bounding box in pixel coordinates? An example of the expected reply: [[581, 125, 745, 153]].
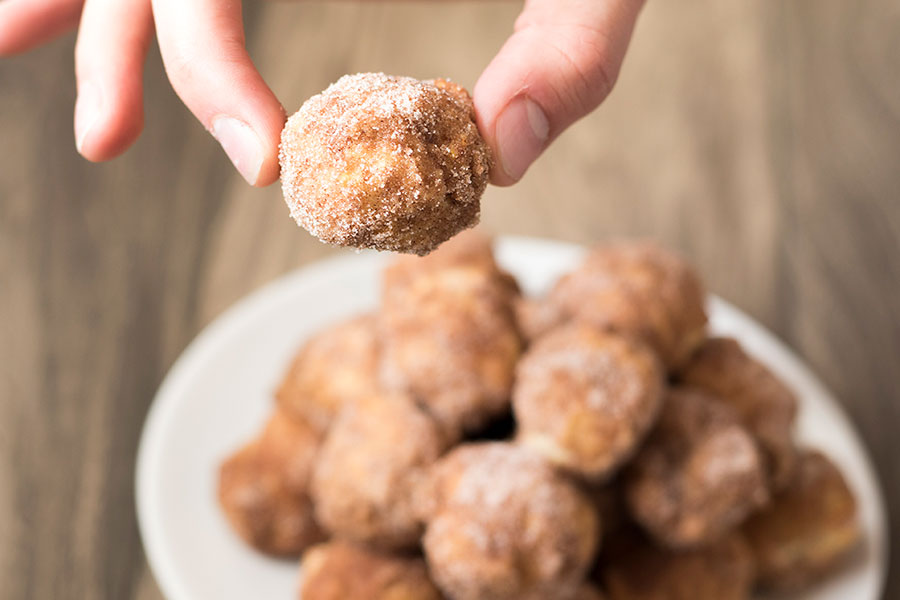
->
[[625, 388, 769, 548], [601, 531, 755, 600], [680, 337, 799, 491], [379, 234, 522, 438], [549, 242, 707, 371], [513, 324, 664, 481], [742, 450, 860, 591], [279, 73, 491, 255], [421, 442, 599, 600], [275, 314, 378, 433], [299, 541, 442, 600], [311, 393, 449, 550], [217, 410, 324, 556]]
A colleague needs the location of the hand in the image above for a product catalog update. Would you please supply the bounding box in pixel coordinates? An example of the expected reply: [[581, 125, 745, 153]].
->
[[0, 0, 643, 187], [475, 0, 644, 185]]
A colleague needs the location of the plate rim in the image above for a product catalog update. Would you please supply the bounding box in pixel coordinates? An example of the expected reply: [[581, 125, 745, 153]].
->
[[135, 235, 889, 600]]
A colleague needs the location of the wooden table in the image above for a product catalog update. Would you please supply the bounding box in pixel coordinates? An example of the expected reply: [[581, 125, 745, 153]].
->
[[1, 1, 897, 598]]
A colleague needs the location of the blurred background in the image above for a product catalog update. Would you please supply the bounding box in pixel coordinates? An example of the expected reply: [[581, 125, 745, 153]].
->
[[1, 1, 898, 598]]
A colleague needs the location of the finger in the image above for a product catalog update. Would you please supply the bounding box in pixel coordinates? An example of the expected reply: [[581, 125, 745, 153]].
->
[[151, 0, 285, 186], [0, 0, 83, 56], [474, 0, 645, 185], [74, 0, 153, 160]]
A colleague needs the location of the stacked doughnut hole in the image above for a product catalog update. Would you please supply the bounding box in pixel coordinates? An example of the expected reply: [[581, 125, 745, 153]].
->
[[218, 232, 861, 599]]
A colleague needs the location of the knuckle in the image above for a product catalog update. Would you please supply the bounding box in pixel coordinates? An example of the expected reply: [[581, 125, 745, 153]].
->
[[553, 24, 618, 111]]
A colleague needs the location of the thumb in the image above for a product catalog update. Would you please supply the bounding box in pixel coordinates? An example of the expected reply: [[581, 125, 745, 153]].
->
[[474, 0, 644, 185]]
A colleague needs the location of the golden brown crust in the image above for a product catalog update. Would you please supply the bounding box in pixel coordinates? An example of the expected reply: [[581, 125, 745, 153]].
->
[[217, 410, 324, 556], [680, 337, 799, 491], [299, 541, 442, 600], [742, 450, 860, 591], [513, 324, 664, 481], [601, 532, 755, 600], [625, 388, 769, 548], [275, 314, 378, 432], [379, 237, 522, 438], [311, 393, 449, 550], [548, 242, 707, 371], [421, 442, 599, 600], [279, 73, 491, 255]]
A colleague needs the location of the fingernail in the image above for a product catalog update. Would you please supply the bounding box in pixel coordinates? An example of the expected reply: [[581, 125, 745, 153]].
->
[[211, 116, 264, 185], [75, 82, 101, 154], [495, 96, 549, 181]]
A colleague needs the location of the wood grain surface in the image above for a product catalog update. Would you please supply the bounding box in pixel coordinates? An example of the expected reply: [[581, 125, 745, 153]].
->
[[1, 1, 898, 598]]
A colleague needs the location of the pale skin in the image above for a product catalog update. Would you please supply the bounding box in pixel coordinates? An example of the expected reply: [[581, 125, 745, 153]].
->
[[0, 0, 644, 187]]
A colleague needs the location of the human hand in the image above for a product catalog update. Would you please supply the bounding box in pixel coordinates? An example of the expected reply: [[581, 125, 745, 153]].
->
[[0, 0, 643, 187], [474, 0, 644, 185], [0, 0, 285, 186]]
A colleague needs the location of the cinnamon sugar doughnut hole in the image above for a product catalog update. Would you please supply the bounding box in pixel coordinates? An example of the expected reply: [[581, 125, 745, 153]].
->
[[275, 314, 378, 433], [311, 392, 450, 550], [549, 242, 707, 371], [680, 336, 799, 491], [421, 442, 599, 600], [379, 236, 522, 438], [279, 73, 492, 255], [625, 388, 769, 549], [742, 450, 860, 591], [217, 410, 324, 557], [513, 324, 665, 481]]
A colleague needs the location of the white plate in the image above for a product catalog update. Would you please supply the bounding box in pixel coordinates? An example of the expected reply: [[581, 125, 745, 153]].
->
[[136, 237, 888, 600]]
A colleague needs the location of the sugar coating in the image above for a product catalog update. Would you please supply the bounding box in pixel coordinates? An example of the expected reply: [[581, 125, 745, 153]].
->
[[680, 336, 799, 491], [310, 392, 449, 550], [549, 242, 708, 371], [513, 324, 665, 481], [625, 388, 770, 549], [279, 73, 492, 255], [378, 232, 522, 438], [422, 443, 599, 600]]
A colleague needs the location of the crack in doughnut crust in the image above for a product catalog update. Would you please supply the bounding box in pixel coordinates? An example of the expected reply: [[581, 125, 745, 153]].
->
[[279, 73, 491, 255], [513, 324, 665, 481], [275, 314, 378, 433], [217, 410, 324, 557], [421, 442, 599, 600], [742, 450, 860, 592], [679, 337, 799, 492], [625, 388, 769, 549], [311, 393, 450, 551], [299, 541, 442, 600], [601, 531, 755, 600], [379, 233, 522, 438], [548, 242, 707, 371]]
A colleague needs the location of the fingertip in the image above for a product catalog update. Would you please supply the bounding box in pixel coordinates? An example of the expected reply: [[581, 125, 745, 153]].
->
[[475, 48, 552, 185], [253, 161, 281, 188], [75, 78, 145, 161]]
